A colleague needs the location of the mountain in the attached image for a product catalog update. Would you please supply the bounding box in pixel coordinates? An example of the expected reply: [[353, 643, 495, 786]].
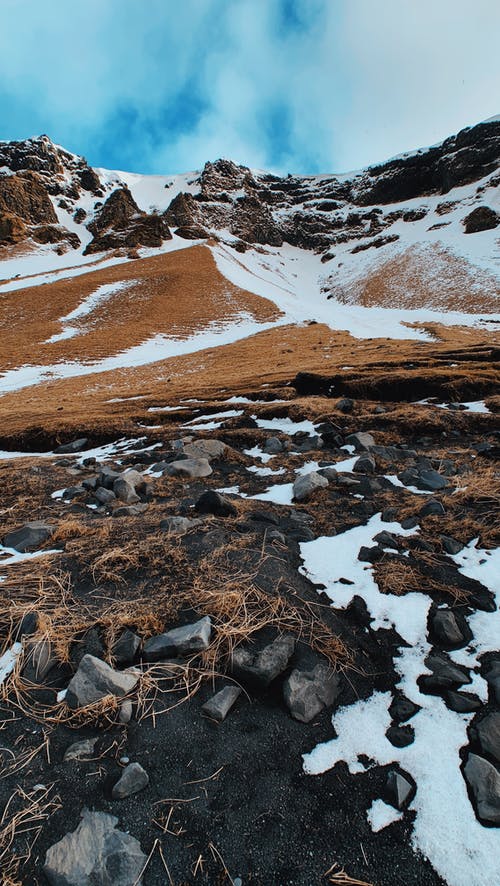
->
[[0, 122, 499, 886]]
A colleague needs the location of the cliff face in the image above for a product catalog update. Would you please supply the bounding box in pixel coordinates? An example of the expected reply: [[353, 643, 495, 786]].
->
[[0, 118, 499, 258]]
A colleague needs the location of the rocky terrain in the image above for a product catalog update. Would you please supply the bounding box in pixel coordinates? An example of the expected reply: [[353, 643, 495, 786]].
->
[[0, 119, 499, 885]]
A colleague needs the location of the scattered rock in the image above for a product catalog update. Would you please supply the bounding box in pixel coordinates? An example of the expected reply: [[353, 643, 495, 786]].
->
[[165, 458, 212, 478], [353, 454, 376, 474], [263, 436, 284, 454], [463, 753, 500, 824], [398, 467, 448, 491], [95, 487, 116, 504], [283, 664, 341, 723], [183, 439, 227, 460], [112, 762, 149, 799], [63, 737, 98, 762], [386, 725, 414, 748], [373, 531, 399, 550], [3, 521, 54, 552], [335, 397, 354, 414], [202, 685, 242, 722], [143, 617, 212, 661], [483, 659, 500, 704], [463, 205, 499, 233], [113, 504, 149, 517], [428, 608, 470, 649], [231, 635, 295, 688], [444, 690, 482, 713], [471, 712, 500, 766], [389, 694, 421, 723], [292, 471, 328, 502], [345, 431, 375, 451], [383, 769, 414, 809], [160, 516, 201, 532], [195, 489, 237, 516], [119, 699, 133, 724], [418, 652, 471, 695], [441, 536, 463, 555], [358, 545, 384, 563], [112, 630, 141, 665], [65, 654, 139, 709], [113, 478, 140, 504], [420, 499, 446, 517], [44, 808, 146, 885], [54, 438, 88, 454]]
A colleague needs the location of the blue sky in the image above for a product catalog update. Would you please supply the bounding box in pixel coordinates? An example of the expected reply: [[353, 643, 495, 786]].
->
[[1, 0, 500, 175]]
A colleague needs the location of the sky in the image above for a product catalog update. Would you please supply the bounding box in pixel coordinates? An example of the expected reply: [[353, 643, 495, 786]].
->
[[1, 0, 500, 176]]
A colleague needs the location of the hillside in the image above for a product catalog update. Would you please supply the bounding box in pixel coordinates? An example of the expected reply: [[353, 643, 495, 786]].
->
[[0, 121, 499, 886]]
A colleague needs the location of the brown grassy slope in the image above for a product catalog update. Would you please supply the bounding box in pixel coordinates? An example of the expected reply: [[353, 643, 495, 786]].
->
[[0, 315, 498, 446], [0, 245, 280, 370], [329, 244, 500, 312]]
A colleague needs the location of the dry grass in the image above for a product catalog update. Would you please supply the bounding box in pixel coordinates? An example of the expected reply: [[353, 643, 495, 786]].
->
[[325, 863, 374, 885], [0, 784, 61, 884], [373, 556, 469, 603]]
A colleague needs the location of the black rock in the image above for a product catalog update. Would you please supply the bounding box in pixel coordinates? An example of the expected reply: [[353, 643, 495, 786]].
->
[[231, 634, 295, 688], [336, 397, 354, 414], [428, 608, 471, 649], [54, 437, 88, 454], [373, 531, 400, 550], [386, 724, 415, 748], [112, 629, 141, 665], [383, 768, 415, 809], [471, 712, 500, 766], [441, 535, 463, 555], [346, 595, 372, 627], [358, 545, 384, 563], [3, 521, 55, 553], [463, 753, 500, 824], [418, 652, 471, 695], [420, 498, 446, 517], [401, 516, 419, 530], [483, 658, 500, 704], [195, 490, 238, 517], [389, 694, 421, 723], [444, 690, 482, 713]]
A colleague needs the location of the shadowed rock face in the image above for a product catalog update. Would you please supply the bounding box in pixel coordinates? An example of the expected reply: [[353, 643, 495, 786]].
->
[[84, 186, 172, 254]]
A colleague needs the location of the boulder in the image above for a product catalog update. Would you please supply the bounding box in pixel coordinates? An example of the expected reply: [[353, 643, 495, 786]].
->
[[113, 504, 148, 517], [345, 431, 375, 451], [113, 478, 140, 504], [386, 725, 414, 748], [44, 808, 146, 886], [292, 471, 328, 502], [3, 521, 54, 552], [471, 712, 500, 766], [143, 617, 212, 661], [202, 686, 242, 722], [95, 487, 116, 504], [160, 516, 202, 533], [353, 454, 376, 474], [65, 654, 139, 709], [418, 652, 471, 695], [283, 664, 341, 723], [112, 762, 149, 799], [428, 608, 470, 649], [420, 499, 446, 517], [231, 635, 295, 688], [335, 397, 354, 414], [483, 659, 500, 704], [398, 467, 448, 491], [183, 439, 227, 460], [463, 753, 500, 824], [444, 690, 482, 713], [164, 458, 212, 479], [441, 536, 463, 555], [195, 489, 238, 517], [463, 205, 499, 234], [388, 694, 421, 723], [264, 436, 284, 454], [54, 437, 88, 454]]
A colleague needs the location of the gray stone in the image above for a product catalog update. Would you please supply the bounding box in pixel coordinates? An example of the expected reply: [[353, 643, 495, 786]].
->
[[143, 617, 212, 661], [398, 467, 448, 492], [63, 737, 98, 762], [429, 609, 469, 648], [99, 467, 120, 489], [119, 699, 133, 724], [345, 431, 375, 451], [165, 458, 212, 478], [66, 654, 139, 709], [112, 630, 141, 665], [183, 439, 227, 460], [95, 487, 116, 504], [373, 531, 399, 550], [292, 471, 328, 502], [384, 769, 414, 809], [54, 438, 88, 454], [62, 486, 85, 500], [195, 489, 237, 516], [464, 753, 500, 824], [472, 712, 500, 766], [202, 686, 242, 722], [263, 436, 283, 454], [336, 397, 354, 414], [112, 762, 149, 799], [44, 808, 146, 885], [353, 454, 376, 474], [283, 664, 341, 723], [3, 521, 54, 553], [231, 635, 295, 688], [113, 503, 148, 517], [113, 478, 140, 504], [121, 469, 145, 490], [160, 516, 201, 532]]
